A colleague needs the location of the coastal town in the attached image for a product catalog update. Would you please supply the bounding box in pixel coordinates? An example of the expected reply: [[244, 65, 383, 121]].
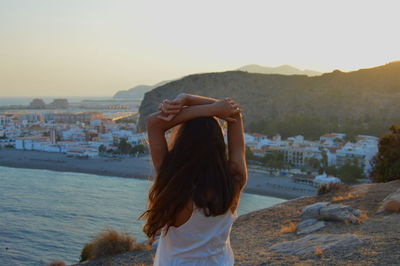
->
[[0, 98, 379, 188]]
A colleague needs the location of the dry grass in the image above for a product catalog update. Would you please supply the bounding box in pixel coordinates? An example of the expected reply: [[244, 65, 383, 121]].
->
[[315, 247, 323, 256], [332, 192, 360, 202], [317, 183, 349, 196], [79, 229, 151, 262], [280, 221, 297, 233], [356, 211, 369, 223]]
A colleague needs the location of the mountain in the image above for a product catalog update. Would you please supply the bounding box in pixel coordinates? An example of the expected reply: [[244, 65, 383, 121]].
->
[[238, 64, 322, 76], [113, 65, 320, 99], [137, 61, 400, 139], [113, 80, 171, 99]]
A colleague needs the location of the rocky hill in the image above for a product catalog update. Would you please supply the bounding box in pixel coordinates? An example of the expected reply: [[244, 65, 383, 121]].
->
[[238, 64, 322, 76], [77, 180, 400, 265], [137, 62, 400, 138], [113, 80, 171, 99]]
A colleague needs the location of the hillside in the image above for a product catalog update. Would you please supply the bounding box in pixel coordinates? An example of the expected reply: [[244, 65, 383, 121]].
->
[[113, 80, 171, 99], [77, 180, 400, 265], [238, 64, 322, 76], [137, 62, 400, 139], [113, 85, 153, 99], [112, 65, 320, 100]]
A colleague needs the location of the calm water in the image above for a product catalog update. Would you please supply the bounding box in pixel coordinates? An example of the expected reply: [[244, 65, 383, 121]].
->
[[0, 97, 113, 106], [0, 166, 285, 265]]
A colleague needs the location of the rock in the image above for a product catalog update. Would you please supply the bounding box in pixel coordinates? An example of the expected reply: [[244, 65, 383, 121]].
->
[[297, 219, 327, 235], [268, 233, 365, 255], [301, 202, 360, 224], [297, 218, 320, 229], [301, 202, 330, 219], [319, 204, 359, 224], [378, 189, 400, 213]]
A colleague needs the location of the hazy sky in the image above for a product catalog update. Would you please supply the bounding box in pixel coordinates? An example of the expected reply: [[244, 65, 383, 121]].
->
[[1, 0, 399, 97]]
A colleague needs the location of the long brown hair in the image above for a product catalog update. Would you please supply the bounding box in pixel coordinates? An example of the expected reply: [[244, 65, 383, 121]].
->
[[140, 117, 242, 239]]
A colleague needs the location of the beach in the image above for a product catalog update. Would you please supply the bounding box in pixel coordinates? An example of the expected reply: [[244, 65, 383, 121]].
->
[[0, 149, 316, 199]]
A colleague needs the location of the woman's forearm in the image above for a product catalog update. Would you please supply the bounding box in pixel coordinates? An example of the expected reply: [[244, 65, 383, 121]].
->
[[148, 103, 218, 132], [183, 94, 217, 106]]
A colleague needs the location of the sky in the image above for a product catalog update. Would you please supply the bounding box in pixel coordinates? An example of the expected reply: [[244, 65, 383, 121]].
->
[[0, 0, 399, 97]]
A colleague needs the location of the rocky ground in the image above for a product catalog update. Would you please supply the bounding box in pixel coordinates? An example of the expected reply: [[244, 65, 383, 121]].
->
[[77, 180, 400, 266]]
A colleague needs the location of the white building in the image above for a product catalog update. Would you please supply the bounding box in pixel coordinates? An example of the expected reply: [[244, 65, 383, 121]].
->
[[280, 145, 322, 167], [112, 129, 135, 139], [15, 136, 49, 150], [0, 115, 14, 127], [314, 173, 341, 185], [90, 120, 102, 127], [287, 135, 305, 144], [128, 133, 147, 146], [98, 132, 114, 144], [336, 136, 378, 175], [320, 133, 346, 147], [62, 128, 85, 142], [244, 133, 256, 146]]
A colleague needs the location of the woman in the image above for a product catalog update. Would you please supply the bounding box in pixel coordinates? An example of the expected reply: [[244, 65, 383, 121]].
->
[[141, 93, 247, 265]]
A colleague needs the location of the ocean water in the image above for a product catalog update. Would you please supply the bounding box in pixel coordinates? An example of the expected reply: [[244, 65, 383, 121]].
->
[[0, 97, 113, 107], [0, 166, 285, 265]]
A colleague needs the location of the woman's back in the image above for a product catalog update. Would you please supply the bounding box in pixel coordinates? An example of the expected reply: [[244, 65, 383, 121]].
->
[[143, 94, 247, 265], [154, 205, 237, 266]]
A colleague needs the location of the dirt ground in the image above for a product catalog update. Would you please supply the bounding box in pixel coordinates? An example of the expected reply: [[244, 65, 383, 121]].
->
[[231, 180, 400, 266]]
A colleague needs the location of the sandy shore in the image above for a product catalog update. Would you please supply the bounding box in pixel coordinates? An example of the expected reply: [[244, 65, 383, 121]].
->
[[0, 149, 316, 199]]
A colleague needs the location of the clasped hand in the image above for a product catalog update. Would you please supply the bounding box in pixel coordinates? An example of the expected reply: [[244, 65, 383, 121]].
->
[[157, 94, 241, 122]]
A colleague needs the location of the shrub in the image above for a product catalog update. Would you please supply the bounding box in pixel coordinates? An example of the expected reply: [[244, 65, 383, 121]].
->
[[79, 243, 94, 262], [337, 162, 364, 184], [79, 229, 149, 262], [371, 124, 400, 182], [47, 261, 66, 266], [130, 144, 146, 155], [317, 182, 349, 196], [280, 222, 297, 233], [315, 247, 323, 256]]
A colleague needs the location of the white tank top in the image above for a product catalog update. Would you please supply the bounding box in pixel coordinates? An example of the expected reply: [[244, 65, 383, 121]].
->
[[153, 205, 237, 266]]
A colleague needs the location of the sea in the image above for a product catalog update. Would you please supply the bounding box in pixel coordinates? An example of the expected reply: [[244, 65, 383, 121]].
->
[[0, 97, 114, 107], [0, 166, 286, 265]]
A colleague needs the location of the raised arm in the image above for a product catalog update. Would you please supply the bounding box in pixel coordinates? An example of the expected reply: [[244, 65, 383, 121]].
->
[[157, 94, 218, 121], [147, 97, 239, 174], [227, 112, 247, 189]]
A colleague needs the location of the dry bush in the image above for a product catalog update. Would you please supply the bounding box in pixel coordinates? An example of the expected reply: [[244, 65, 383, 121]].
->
[[80, 242, 94, 262], [332, 192, 360, 202], [280, 221, 297, 233], [315, 247, 323, 256], [356, 211, 369, 224], [343, 219, 351, 225], [80, 229, 150, 262], [317, 183, 349, 196]]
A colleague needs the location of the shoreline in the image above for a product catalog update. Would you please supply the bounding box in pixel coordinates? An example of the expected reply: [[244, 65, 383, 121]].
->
[[0, 149, 316, 200]]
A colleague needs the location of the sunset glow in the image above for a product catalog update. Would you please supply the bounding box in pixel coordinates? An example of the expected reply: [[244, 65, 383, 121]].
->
[[1, 0, 399, 97]]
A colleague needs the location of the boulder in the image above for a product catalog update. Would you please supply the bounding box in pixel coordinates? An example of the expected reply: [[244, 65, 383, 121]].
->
[[297, 219, 327, 235], [301, 202, 330, 219], [301, 202, 360, 224], [268, 233, 364, 255], [378, 189, 400, 213]]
